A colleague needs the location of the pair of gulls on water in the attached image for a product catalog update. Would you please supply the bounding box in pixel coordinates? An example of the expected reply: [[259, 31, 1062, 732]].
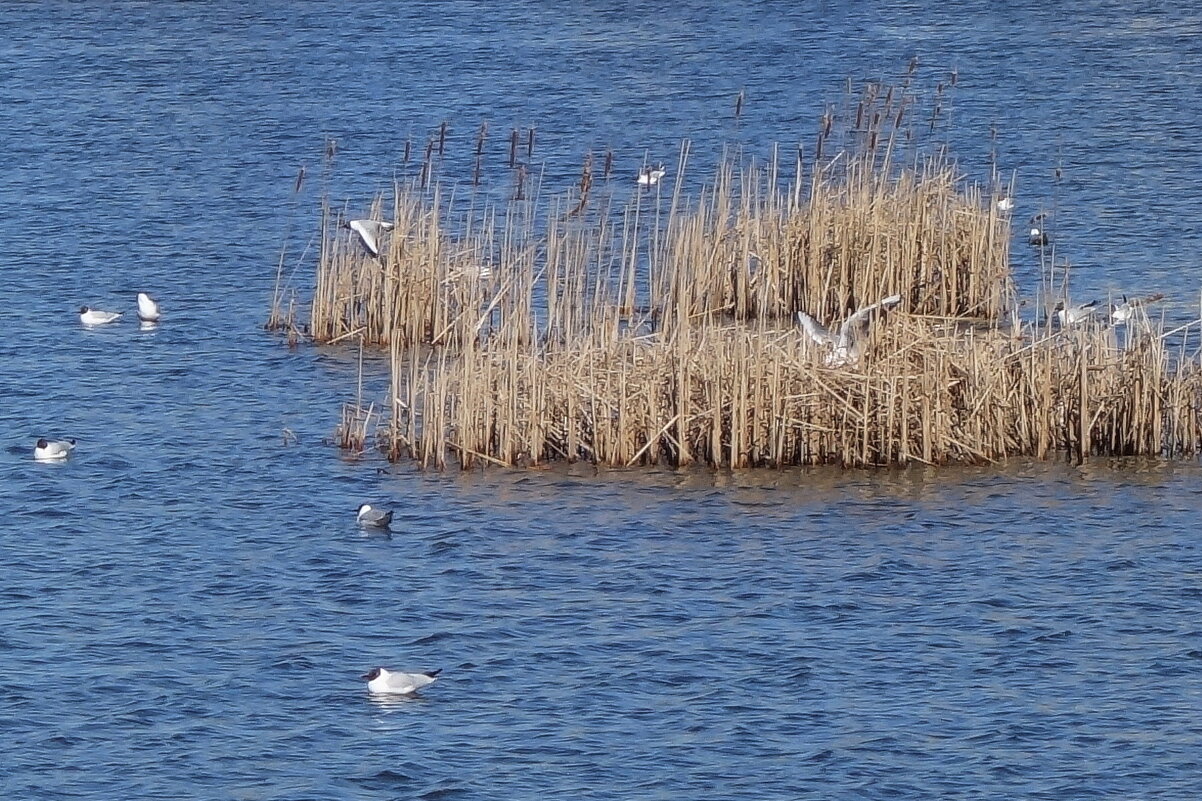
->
[[993, 198, 1049, 245], [356, 503, 439, 695], [796, 294, 903, 367], [1053, 294, 1164, 327], [79, 293, 161, 326]]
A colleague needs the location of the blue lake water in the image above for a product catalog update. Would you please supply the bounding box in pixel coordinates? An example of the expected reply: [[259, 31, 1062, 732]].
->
[[3, 2, 1202, 799]]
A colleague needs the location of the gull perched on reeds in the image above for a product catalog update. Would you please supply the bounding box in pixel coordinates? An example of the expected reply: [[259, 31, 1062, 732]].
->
[[796, 294, 903, 367], [344, 219, 394, 257], [34, 438, 76, 460], [362, 667, 441, 695], [636, 164, 666, 187], [79, 306, 122, 326], [1053, 300, 1099, 327], [136, 292, 161, 323], [356, 503, 393, 529]]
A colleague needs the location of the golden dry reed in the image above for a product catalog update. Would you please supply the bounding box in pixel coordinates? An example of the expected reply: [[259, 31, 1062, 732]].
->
[[291, 83, 1202, 468], [389, 314, 1202, 469]]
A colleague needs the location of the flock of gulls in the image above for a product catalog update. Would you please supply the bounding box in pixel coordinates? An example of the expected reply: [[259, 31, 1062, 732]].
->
[[793, 200, 1166, 368], [40, 294, 437, 696], [35, 293, 162, 460]]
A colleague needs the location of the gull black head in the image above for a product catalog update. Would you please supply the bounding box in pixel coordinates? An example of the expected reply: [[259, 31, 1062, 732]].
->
[[36, 438, 49, 448], [79, 306, 89, 314], [1052, 301, 1065, 312], [362, 667, 382, 681]]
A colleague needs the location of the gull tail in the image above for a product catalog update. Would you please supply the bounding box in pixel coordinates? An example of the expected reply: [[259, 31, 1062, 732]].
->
[[423, 669, 442, 678]]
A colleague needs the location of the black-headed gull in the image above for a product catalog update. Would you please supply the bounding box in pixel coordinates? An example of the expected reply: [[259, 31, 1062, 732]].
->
[[79, 306, 122, 326], [34, 438, 76, 460], [344, 219, 394, 257], [1053, 300, 1099, 327], [636, 164, 666, 187], [137, 292, 161, 323], [362, 667, 441, 695], [356, 503, 393, 529], [796, 294, 903, 367], [1110, 293, 1164, 325], [1028, 213, 1049, 245]]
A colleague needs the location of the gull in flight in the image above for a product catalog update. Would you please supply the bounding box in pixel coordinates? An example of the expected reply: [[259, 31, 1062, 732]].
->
[[796, 294, 902, 367], [79, 306, 123, 326], [1053, 300, 1099, 327], [344, 219, 395, 257], [34, 438, 76, 461], [362, 667, 441, 695], [137, 292, 161, 323], [636, 164, 666, 187], [356, 503, 393, 529]]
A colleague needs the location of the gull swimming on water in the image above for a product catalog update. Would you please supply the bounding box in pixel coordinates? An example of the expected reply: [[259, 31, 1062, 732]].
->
[[995, 194, 1014, 213], [1028, 213, 1049, 245], [137, 292, 161, 323], [34, 438, 76, 460], [79, 306, 122, 326], [362, 667, 441, 695], [796, 294, 903, 367], [1053, 300, 1099, 327], [356, 503, 393, 529], [344, 219, 394, 257], [636, 164, 666, 187], [1110, 293, 1165, 325]]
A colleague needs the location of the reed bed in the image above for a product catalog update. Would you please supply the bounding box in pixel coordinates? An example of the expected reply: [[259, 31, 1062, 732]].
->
[[282, 81, 1202, 468], [307, 149, 1011, 350], [388, 317, 1202, 469]]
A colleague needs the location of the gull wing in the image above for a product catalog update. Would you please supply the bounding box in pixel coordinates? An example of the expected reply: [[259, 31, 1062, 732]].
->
[[387, 670, 438, 693], [796, 311, 836, 348], [837, 294, 902, 343], [349, 220, 390, 257]]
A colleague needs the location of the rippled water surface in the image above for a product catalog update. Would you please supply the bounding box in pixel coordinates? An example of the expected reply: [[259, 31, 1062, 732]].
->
[[3, 2, 1202, 799]]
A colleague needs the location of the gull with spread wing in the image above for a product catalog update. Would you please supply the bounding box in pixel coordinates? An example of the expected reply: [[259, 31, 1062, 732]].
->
[[796, 294, 903, 367]]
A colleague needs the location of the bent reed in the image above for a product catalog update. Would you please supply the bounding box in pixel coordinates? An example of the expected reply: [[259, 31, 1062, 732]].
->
[[291, 87, 1202, 469]]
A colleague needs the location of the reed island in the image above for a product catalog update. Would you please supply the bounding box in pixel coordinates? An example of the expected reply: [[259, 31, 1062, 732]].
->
[[270, 83, 1202, 470]]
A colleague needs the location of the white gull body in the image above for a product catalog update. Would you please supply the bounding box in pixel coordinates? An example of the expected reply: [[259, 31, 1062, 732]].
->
[[362, 667, 441, 695], [34, 438, 76, 461], [356, 503, 393, 529], [796, 294, 903, 367], [1054, 300, 1099, 327], [137, 292, 161, 322], [636, 165, 666, 186], [79, 306, 122, 326]]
